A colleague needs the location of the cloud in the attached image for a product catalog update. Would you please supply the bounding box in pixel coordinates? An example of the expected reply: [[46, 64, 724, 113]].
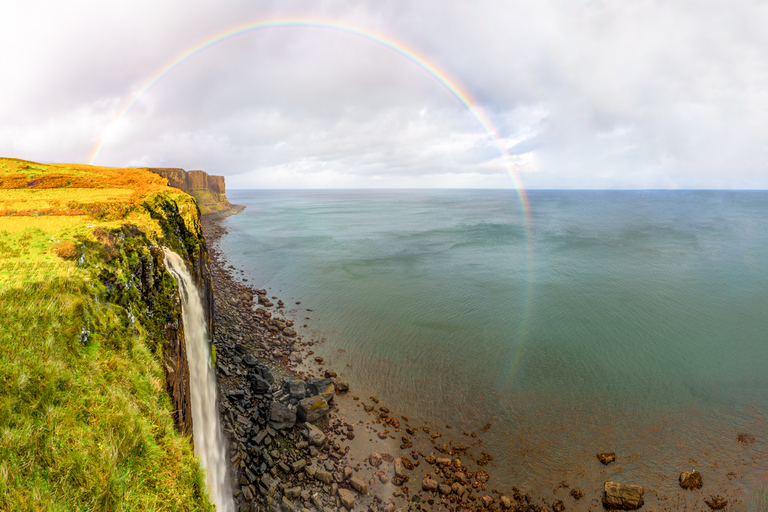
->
[[3, 0, 768, 188]]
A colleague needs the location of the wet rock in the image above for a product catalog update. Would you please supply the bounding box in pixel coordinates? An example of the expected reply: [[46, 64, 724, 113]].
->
[[597, 452, 616, 465], [350, 476, 368, 494], [602, 481, 644, 510], [369, 452, 382, 467], [297, 396, 330, 423], [269, 402, 296, 430], [305, 422, 326, 446], [338, 488, 355, 509], [679, 470, 703, 490]]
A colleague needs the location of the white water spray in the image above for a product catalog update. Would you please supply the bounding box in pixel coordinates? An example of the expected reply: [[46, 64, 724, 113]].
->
[[164, 249, 234, 512]]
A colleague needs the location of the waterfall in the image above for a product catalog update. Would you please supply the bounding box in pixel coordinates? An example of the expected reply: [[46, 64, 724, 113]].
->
[[164, 249, 234, 512]]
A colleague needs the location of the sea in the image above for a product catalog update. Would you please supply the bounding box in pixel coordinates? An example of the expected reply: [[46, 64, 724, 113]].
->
[[220, 189, 768, 510]]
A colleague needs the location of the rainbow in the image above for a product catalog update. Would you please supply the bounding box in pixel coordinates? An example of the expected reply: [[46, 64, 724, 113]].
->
[[88, 17, 535, 376]]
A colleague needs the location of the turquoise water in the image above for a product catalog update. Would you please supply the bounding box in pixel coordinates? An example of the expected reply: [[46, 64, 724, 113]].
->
[[221, 190, 768, 508]]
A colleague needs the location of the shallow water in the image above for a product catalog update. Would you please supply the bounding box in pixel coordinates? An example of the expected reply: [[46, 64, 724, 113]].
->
[[221, 189, 768, 510]]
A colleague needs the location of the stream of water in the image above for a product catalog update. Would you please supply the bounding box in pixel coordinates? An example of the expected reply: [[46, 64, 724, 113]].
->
[[164, 249, 234, 512]]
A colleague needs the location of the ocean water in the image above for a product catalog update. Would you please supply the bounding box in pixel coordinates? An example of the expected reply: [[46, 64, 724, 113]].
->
[[221, 189, 768, 509]]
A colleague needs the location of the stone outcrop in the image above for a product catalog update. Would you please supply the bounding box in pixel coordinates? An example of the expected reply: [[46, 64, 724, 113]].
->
[[146, 167, 242, 215]]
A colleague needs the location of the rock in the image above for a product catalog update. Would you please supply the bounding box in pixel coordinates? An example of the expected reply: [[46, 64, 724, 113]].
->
[[344, 467, 353, 479], [297, 396, 330, 423], [255, 364, 274, 384], [553, 499, 565, 512], [438, 483, 451, 495], [286, 380, 307, 400], [378, 472, 389, 484], [314, 469, 333, 484], [452, 482, 466, 497], [251, 374, 271, 394], [422, 477, 439, 491], [334, 379, 350, 392], [307, 378, 335, 403], [324, 369, 337, 378], [242, 485, 253, 500], [269, 402, 296, 430], [243, 354, 258, 367], [394, 458, 405, 478], [570, 489, 584, 500], [289, 351, 303, 363], [705, 496, 728, 510], [597, 452, 616, 465], [291, 459, 307, 473], [338, 488, 355, 509], [679, 470, 703, 490], [602, 481, 644, 510], [500, 495, 512, 508], [435, 457, 452, 466], [481, 495, 494, 507], [349, 476, 368, 494], [369, 452, 382, 467], [281, 495, 297, 512], [283, 327, 297, 337], [305, 422, 326, 446]]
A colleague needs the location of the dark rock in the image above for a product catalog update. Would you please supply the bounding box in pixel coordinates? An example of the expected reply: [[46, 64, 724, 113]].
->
[[254, 364, 274, 383], [297, 396, 329, 423], [285, 379, 307, 400], [602, 481, 644, 510], [679, 470, 703, 490], [570, 489, 584, 500], [597, 452, 616, 465], [268, 402, 296, 430], [242, 354, 258, 367], [553, 499, 565, 512], [251, 374, 271, 394]]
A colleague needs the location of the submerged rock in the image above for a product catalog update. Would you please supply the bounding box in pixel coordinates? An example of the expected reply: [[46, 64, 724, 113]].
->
[[602, 481, 644, 510]]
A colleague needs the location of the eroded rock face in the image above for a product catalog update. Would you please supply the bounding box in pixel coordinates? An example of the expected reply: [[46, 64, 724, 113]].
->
[[603, 481, 645, 510]]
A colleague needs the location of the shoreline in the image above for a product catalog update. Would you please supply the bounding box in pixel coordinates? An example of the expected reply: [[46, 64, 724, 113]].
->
[[201, 210, 563, 512]]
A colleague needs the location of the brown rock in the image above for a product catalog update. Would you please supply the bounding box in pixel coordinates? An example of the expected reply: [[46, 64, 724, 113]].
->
[[350, 476, 368, 494], [602, 481, 644, 510], [705, 496, 728, 510], [338, 488, 355, 509], [422, 477, 439, 491], [679, 470, 703, 490], [597, 452, 616, 465], [439, 483, 452, 495], [369, 452, 383, 467]]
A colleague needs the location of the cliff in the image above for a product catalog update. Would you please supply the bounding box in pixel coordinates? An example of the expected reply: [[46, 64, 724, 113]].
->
[[146, 167, 242, 215], [0, 157, 216, 510]]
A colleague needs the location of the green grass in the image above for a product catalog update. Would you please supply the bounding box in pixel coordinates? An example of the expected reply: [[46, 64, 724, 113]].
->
[[0, 158, 214, 511]]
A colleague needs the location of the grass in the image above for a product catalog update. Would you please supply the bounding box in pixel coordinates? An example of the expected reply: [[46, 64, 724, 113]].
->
[[0, 157, 214, 511]]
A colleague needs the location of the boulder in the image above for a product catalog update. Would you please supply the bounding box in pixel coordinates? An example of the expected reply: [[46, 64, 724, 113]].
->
[[597, 452, 616, 465], [268, 402, 296, 430], [602, 481, 644, 510], [679, 471, 703, 490], [285, 379, 306, 400], [305, 422, 326, 446], [297, 396, 330, 423], [338, 488, 355, 509], [307, 378, 335, 403]]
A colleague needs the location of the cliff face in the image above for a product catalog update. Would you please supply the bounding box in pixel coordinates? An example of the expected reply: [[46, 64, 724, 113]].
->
[[147, 167, 240, 215]]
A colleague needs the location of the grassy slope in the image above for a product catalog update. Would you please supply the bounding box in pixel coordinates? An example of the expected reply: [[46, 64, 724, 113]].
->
[[0, 158, 213, 511]]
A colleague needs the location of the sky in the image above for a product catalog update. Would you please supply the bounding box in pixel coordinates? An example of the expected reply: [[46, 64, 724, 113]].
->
[[2, 0, 768, 189]]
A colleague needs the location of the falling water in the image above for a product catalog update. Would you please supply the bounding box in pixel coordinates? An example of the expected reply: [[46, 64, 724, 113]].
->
[[164, 249, 234, 512]]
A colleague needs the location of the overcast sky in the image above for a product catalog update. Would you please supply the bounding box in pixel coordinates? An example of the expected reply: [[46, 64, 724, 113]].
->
[[2, 0, 768, 189]]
